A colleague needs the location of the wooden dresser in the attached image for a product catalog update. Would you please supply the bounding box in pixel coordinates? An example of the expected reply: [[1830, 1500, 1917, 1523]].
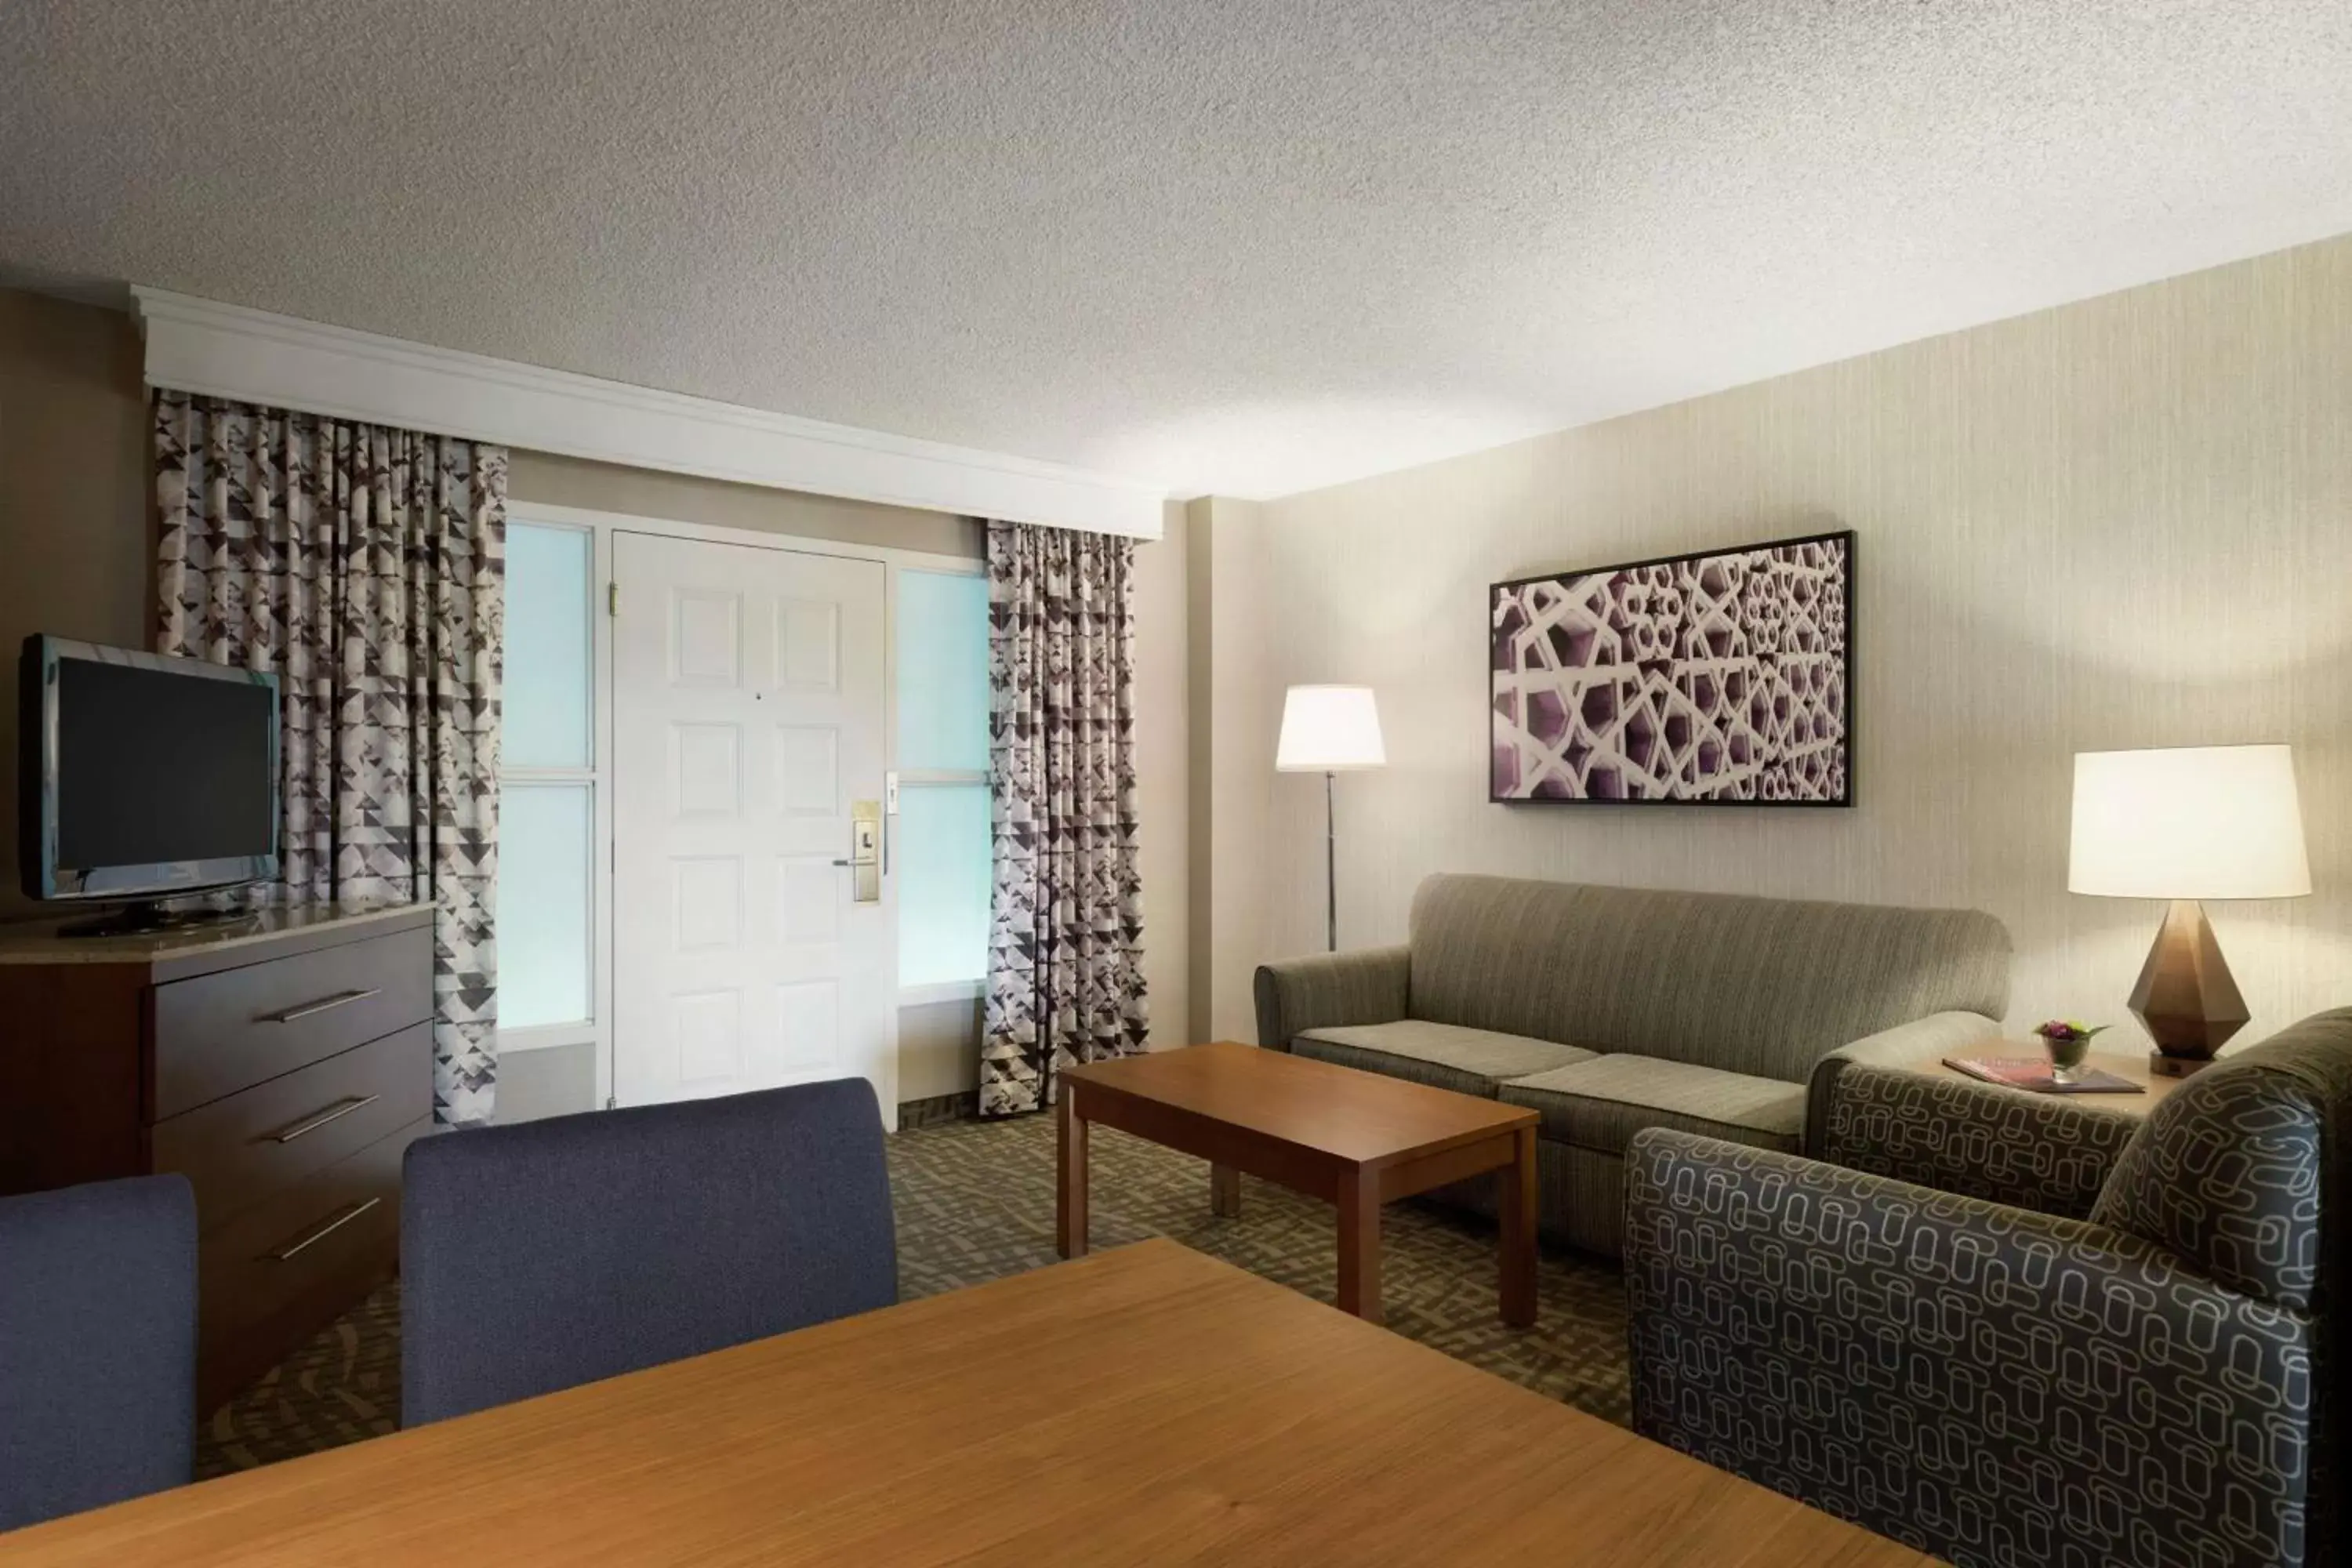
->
[[0, 902, 434, 1410]]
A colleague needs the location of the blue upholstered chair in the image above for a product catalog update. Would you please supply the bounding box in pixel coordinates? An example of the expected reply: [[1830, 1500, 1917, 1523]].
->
[[0, 1175, 197, 1532], [400, 1077, 899, 1426]]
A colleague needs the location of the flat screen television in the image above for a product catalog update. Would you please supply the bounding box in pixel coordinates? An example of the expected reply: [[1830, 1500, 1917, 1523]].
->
[[18, 635, 281, 919]]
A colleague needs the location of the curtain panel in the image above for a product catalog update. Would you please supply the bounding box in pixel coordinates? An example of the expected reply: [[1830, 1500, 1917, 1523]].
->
[[980, 521, 1148, 1116], [154, 389, 506, 1125]]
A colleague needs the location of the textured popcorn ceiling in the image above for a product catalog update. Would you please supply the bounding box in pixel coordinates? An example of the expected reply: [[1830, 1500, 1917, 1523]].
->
[[4, 1, 2348, 499]]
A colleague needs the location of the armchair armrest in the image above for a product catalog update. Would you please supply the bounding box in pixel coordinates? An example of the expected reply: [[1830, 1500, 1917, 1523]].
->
[[1251, 946, 1409, 1051], [1624, 1129, 2312, 1568], [1815, 1061, 2143, 1219], [1805, 1010, 1998, 1152]]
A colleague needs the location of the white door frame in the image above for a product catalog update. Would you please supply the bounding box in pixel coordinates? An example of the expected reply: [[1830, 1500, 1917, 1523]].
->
[[499, 498, 982, 1122]]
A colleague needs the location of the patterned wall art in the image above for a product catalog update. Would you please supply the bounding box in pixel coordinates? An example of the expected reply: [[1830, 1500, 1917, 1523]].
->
[[1490, 530, 1853, 805]]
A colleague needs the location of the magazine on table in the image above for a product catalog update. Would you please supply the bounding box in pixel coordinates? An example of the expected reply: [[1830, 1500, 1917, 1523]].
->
[[1941, 1057, 2145, 1095]]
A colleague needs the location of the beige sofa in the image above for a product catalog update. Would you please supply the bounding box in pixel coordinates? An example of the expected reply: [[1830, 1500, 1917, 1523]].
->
[[1253, 873, 2012, 1257]]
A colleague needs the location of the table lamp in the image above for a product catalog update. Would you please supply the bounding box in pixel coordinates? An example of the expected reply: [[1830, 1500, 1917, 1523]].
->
[[1276, 685, 1386, 952], [2068, 744, 2310, 1076]]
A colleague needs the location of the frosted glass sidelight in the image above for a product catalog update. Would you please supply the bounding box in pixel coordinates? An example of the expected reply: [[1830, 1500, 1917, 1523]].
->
[[898, 785, 990, 986], [506, 524, 593, 768], [499, 783, 593, 1027], [897, 571, 988, 771]]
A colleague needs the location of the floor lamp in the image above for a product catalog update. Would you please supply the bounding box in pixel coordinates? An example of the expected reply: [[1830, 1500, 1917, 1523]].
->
[[1276, 685, 1386, 952]]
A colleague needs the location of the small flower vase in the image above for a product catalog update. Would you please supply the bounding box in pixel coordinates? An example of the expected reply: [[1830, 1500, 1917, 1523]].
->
[[2041, 1034, 2089, 1082], [2034, 1021, 2105, 1083]]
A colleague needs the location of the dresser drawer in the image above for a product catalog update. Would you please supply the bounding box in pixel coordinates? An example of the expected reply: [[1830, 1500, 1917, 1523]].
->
[[154, 924, 432, 1118], [197, 1115, 426, 1409], [154, 1022, 431, 1234]]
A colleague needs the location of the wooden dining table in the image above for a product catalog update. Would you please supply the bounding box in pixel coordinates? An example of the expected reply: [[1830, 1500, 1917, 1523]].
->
[[0, 1239, 1933, 1566]]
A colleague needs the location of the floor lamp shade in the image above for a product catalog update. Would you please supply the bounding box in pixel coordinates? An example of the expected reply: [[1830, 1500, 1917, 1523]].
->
[[1277, 686, 1385, 953], [1276, 686, 1386, 772], [2068, 745, 2310, 1071]]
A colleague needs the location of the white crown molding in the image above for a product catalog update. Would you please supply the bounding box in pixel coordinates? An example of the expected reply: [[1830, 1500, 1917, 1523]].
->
[[130, 287, 1166, 540]]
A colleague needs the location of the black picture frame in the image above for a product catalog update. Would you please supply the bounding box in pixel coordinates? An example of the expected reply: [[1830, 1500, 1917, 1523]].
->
[[1486, 528, 1856, 808]]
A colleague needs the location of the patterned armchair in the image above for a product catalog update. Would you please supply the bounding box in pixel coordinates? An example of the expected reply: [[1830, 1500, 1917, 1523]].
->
[[1625, 1007, 2352, 1568]]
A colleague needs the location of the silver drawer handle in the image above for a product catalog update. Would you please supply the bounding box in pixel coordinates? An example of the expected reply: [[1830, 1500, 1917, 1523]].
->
[[267, 1094, 379, 1144], [261, 988, 381, 1024], [263, 1196, 382, 1262]]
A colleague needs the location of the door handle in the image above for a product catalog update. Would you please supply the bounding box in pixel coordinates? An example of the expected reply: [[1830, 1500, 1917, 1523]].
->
[[846, 800, 881, 903]]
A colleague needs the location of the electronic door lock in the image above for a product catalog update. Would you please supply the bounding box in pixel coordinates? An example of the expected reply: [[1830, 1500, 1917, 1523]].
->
[[847, 800, 882, 903]]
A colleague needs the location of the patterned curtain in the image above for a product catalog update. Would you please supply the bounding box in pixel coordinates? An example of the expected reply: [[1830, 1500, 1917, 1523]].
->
[[154, 389, 506, 1126], [980, 521, 1147, 1116]]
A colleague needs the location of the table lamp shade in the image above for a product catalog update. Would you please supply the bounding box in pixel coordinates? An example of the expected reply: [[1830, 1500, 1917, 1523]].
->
[[1276, 686, 1386, 773], [2069, 744, 2310, 900]]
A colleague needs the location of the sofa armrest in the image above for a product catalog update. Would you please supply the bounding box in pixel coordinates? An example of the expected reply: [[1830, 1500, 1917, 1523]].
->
[[1624, 1129, 2313, 1568], [1804, 1010, 1998, 1152], [1251, 946, 1410, 1051]]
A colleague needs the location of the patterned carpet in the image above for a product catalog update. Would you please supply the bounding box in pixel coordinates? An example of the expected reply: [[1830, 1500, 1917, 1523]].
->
[[195, 1113, 1632, 1479]]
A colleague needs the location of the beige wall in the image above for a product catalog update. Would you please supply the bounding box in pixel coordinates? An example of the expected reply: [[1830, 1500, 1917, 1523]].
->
[[509, 450, 984, 558], [1183, 496, 1278, 1044], [894, 996, 985, 1105], [0, 291, 149, 918], [494, 1038, 598, 1124], [1218, 232, 2352, 1055], [1132, 501, 1190, 1054]]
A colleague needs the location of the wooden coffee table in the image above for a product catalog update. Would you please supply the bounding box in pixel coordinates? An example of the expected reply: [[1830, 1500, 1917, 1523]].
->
[[1056, 1041, 1538, 1327]]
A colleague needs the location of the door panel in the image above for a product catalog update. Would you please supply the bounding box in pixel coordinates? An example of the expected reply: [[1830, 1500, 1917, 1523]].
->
[[779, 600, 840, 690], [613, 532, 893, 1116], [775, 725, 840, 815], [672, 724, 742, 817]]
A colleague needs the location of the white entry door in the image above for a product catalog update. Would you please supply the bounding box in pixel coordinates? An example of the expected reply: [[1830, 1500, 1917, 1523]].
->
[[612, 531, 895, 1118]]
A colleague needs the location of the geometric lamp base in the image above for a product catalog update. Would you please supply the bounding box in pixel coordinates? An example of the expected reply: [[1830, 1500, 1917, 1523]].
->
[[2128, 898, 2249, 1077], [2147, 1051, 2216, 1080]]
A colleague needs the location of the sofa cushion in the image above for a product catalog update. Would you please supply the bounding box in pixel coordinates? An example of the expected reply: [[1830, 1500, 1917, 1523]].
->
[[1500, 1054, 1805, 1156], [1293, 1022, 1595, 1099]]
